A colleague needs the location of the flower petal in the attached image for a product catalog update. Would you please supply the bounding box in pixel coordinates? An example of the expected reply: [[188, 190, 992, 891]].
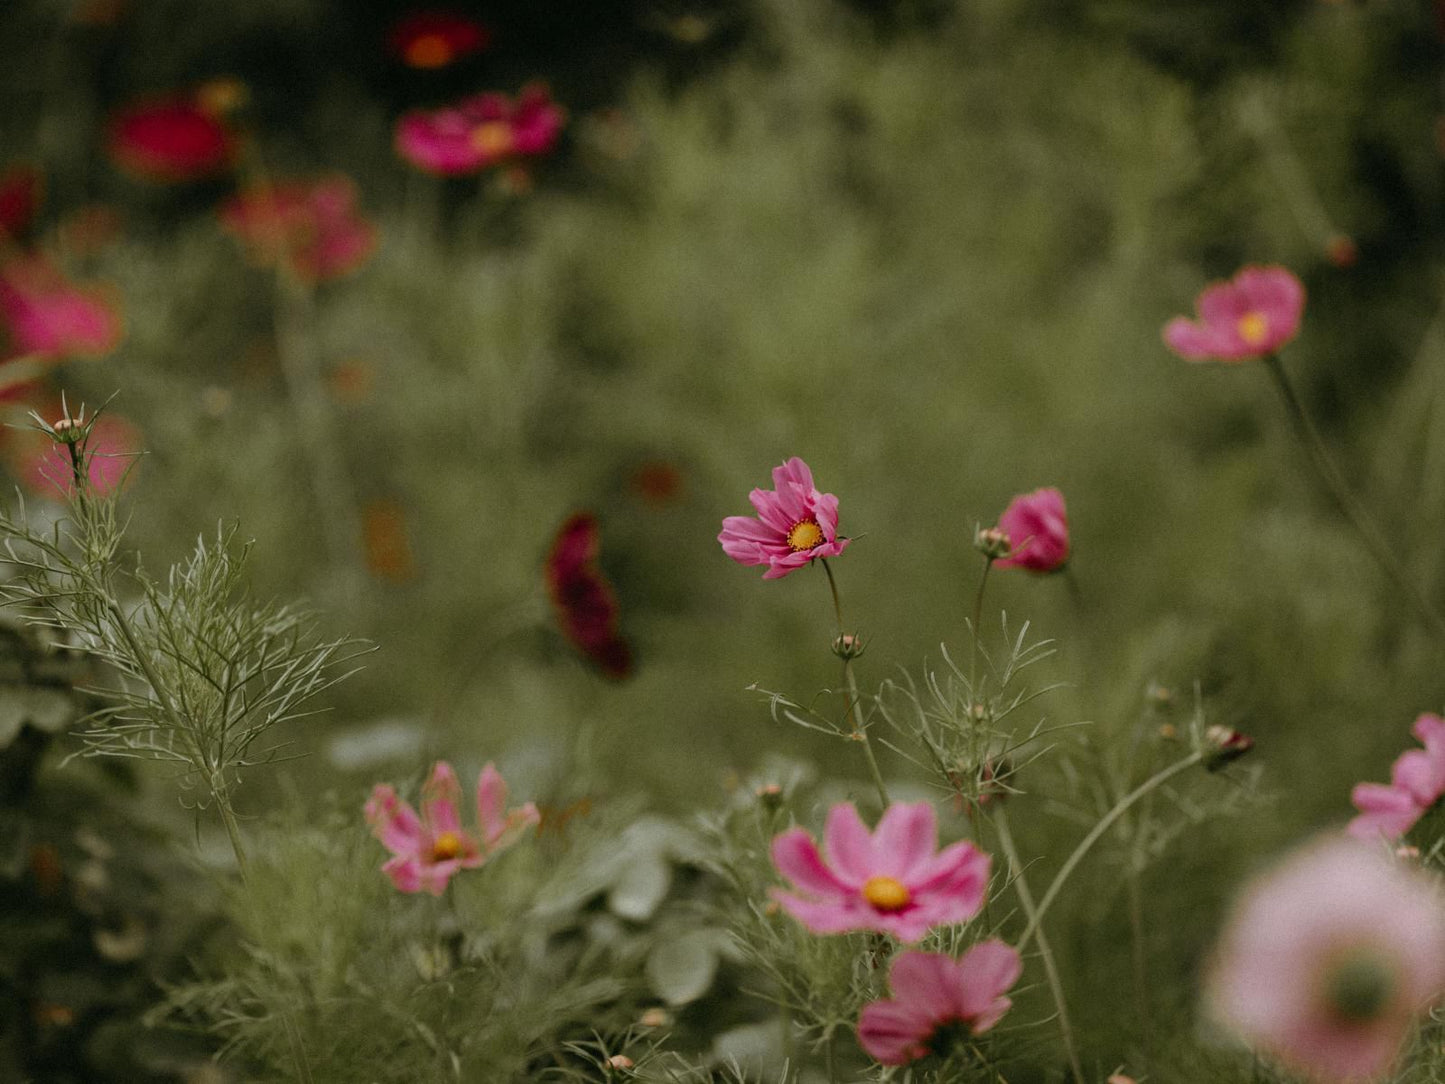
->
[[822, 803, 874, 885], [871, 802, 938, 880], [772, 827, 851, 898], [365, 784, 424, 856]]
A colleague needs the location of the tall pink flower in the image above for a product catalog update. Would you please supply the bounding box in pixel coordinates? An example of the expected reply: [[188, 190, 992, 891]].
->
[[365, 761, 539, 895], [395, 85, 565, 176], [219, 176, 377, 283], [718, 457, 850, 580], [1205, 837, 1445, 1082], [770, 801, 990, 942], [1348, 714, 1445, 841], [992, 487, 1069, 573], [857, 941, 1022, 1065], [1163, 265, 1305, 362], [0, 255, 123, 362]]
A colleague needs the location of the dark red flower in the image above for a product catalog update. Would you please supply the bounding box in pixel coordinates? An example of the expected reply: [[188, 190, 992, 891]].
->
[[545, 512, 632, 679], [0, 165, 41, 241], [388, 10, 491, 69], [107, 97, 236, 183]]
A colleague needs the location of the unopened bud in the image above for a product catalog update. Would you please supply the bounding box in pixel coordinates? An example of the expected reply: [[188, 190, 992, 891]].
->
[[605, 1055, 634, 1071], [831, 632, 866, 661], [50, 416, 85, 445], [1203, 725, 1254, 771], [974, 525, 1011, 560], [638, 1007, 669, 1028], [754, 782, 784, 810], [1395, 844, 1421, 862], [1107, 1075, 1137, 1084]]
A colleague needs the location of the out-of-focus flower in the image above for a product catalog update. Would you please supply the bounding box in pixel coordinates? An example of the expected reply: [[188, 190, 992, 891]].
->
[[1163, 265, 1305, 362], [545, 512, 633, 679], [107, 97, 236, 182], [195, 76, 249, 117], [1203, 725, 1255, 772], [327, 358, 375, 405], [0, 255, 123, 362], [1348, 714, 1445, 841], [992, 487, 1069, 573], [856, 941, 1021, 1065], [1326, 235, 1358, 270], [718, 457, 850, 580], [16, 410, 141, 497], [770, 801, 990, 942], [219, 176, 377, 283], [0, 164, 41, 241], [395, 85, 565, 176], [362, 499, 417, 583], [1205, 837, 1445, 1082], [365, 761, 539, 895], [630, 460, 683, 506], [57, 204, 123, 257], [388, 10, 491, 69]]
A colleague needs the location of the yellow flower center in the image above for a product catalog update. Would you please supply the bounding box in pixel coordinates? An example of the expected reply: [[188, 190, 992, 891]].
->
[[404, 34, 455, 69], [786, 520, 824, 552], [1236, 311, 1269, 347], [431, 831, 463, 861], [471, 121, 514, 158], [861, 875, 911, 912]]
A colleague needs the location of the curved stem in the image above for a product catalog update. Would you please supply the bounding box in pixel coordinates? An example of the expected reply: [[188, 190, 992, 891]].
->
[[820, 559, 890, 809], [1263, 354, 1445, 643], [1018, 751, 1203, 953]]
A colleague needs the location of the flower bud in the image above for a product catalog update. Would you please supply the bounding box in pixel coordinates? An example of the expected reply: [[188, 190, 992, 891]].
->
[[638, 1007, 670, 1028], [754, 782, 784, 811], [50, 415, 86, 445], [605, 1054, 634, 1071], [831, 632, 866, 661], [1203, 725, 1254, 771], [974, 525, 1011, 560]]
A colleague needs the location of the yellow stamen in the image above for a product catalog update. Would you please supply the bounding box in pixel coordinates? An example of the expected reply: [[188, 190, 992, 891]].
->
[[431, 831, 463, 861], [471, 121, 514, 158], [1237, 311, 1269, 347], [861, 875, 911, 912], [786, 520, 824, 552], [405, 34, 454, 69]]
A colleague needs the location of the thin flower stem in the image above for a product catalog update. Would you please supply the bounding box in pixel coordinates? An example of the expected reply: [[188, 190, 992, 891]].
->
[[1017, 751, 1204, 953], [820, 559, 890, 810], [992, 806, 1085, 1084], [970, 556, 993, 704], [1263, 354, 1445, 643]]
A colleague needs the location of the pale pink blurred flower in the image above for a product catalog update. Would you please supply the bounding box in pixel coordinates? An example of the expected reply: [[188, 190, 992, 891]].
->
[[1205, 836, 1445, 1082], [219, 176, 377, 283], [770, 801, 990, 942], [394, 84, 565, 176], [856, 941, 1021, 1065], [718, 457, 850, 580], [365, 761, 539, 895], [993, 487, 1070, 573], [1348, 714, 1445, 841], [0, 255, 122, 362], [1163, 265, 1305, 362]]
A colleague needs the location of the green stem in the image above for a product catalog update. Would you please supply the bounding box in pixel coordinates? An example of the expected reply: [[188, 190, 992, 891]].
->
[[1263, 354, 1445, 643], [1018, 751, 1203, 953], [820, 559, 890, 809], [970, 556, 993, 706], [993, 807, 1085, 1084]]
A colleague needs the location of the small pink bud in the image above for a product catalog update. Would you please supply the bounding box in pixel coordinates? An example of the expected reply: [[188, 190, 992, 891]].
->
[[605, 1055, 634, 1071], [973, 525, 1011, 560], [1203, 725, 1255, 771]]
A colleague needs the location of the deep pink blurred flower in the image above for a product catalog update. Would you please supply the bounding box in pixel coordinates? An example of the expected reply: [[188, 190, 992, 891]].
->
[[1206, 837, 1445, 1082], [395, 84, 565, 176], [545, 512, 633, 679], [19, 411, 141, 497], [365, 761, 539, 896], [107, 97, 236, 183], [857, 941, 1022, 1065], [0, 255, 123, 362], [993, 487, 1069, 573], [1163, 265, 1305, 362], [719, 457, 850, 580], [388, 10, 491, 69], [1348, 714, 1445, 841], [0, 164, 41, 240], [219, 176, 377, 283], [770, 801, 990, 942]]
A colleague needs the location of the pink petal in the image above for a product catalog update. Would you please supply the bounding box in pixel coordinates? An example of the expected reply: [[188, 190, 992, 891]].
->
[[1347, 783, 1422, 840], [422, 761, 465, 835], [476, 762, 508, 844], [364, 784, 424, 856], [949, 939, 1022, 1021], [870, 802, 938, 880], [747, 487, 794, 533], [772, 828, 852, 898], [1197, 279, 1250, 325], [812, 491, 840, 541], [382, 854, 425, 893], [822, 803, 875, 886], [772, 457, 815, 493], [856, 999, 934, 1065], [887, 951, 965, 1019], [1413, 713, 1445, 754], [1391, 749, 1445, 808], [770, 889, 870, 934]]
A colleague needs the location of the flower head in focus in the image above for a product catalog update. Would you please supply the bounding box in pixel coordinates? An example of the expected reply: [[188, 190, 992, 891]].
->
[[770, 801, 990, 942], [545, 512, 633, 680], [718, 457, 850, 580], [1163, 265, 1305, 362], [992, 487, 1069, 573], [16, 406, 140, 498], [1205, 836, 1445, 1082], [1348, 714, 1445, 842], [388, 10, 491, 69], [857, 941, 1022, 1065], [219, 175, 377, 283], [395, 84, 565, 176], [107, 96, 236, 183], [365, 761, 539, 895]]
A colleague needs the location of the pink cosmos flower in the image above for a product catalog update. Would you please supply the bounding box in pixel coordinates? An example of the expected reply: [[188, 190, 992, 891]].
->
[[856, 941, 1022, 1065], [718, 457, 850, 580], [1348, 714, 1445, 841], [770, 801, 990, 942], [545, 512, 633, 680], [0, 255, 123, 362], [365, 761, 539, 896], [107, 97, 235, 183], [1163, 265, 1305, 362], [1205, 836, 1445, 1082], [219, 176, 377, 283], [394, 84, 565, 176], [992, 487, 1070, 573]]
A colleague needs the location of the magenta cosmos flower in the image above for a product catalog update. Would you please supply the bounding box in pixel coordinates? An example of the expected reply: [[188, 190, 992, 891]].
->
[[545, 512, 633, 680], [770, 801, 990, 942], [1348, 713, 1445, 842], [992, 487, 1069, 573], [1206, 837, 1445, 1082], [219, 176, 377, 283], [107, 96, 236, 183], [1163, 265, 1305, 362], [365, 761, 539, 895], [857, 940, 1022, 1065], [718, 457, 850, 580], [395, 85, 565, 176], [0, 255, 123, 363]]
